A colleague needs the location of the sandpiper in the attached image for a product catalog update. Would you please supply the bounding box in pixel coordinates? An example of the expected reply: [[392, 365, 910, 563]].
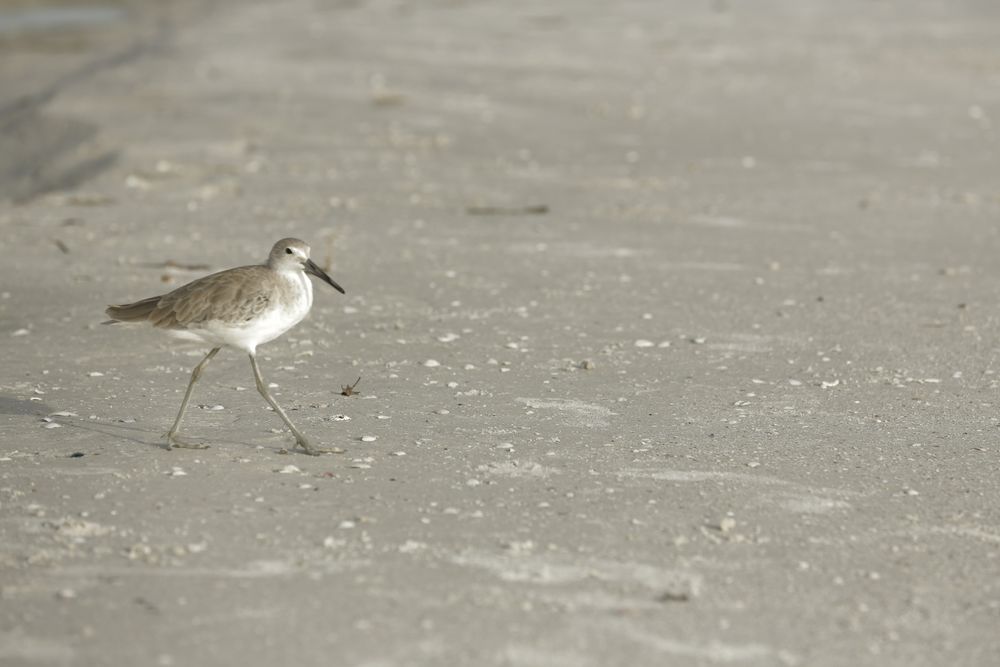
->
[[105, 238, 345, 455]]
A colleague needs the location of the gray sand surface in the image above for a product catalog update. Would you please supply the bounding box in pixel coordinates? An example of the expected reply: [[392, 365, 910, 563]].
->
[[2, 1, 1000, 665]]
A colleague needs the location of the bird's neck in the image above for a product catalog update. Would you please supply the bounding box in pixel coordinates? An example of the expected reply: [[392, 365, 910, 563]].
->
[[281, 269, 313, 308]]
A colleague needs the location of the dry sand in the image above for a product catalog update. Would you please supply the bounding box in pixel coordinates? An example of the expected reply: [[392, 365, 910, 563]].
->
[[2, 1, 1000, 665]]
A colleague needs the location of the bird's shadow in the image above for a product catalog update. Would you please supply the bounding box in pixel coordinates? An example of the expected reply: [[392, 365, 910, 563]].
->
[[63, 416, 306, 455], [62, 418, 164, 449], [0, 393, 164, 448], [0, 395, 52, 416], [1, 394, 327, 456]]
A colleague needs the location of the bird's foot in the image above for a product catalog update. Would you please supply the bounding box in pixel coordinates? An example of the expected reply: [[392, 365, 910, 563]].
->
[[164, 432, 210, 450], [295, 436, 344, 456]]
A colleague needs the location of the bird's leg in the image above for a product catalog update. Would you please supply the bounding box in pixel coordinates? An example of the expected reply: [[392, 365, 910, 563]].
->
[[165, 347, 221, 450], [249, 354, 340, 455]]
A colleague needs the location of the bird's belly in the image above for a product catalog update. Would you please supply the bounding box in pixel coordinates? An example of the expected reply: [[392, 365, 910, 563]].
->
[[221, 309, 304, 350], [185, 275, 312, 353]]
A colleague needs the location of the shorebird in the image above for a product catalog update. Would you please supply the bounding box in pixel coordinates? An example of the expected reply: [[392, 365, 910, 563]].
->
[[105, 238, 346, 455]]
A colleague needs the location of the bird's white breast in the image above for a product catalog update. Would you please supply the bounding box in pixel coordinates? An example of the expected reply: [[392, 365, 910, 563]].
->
[[176, 270, 314, 354]]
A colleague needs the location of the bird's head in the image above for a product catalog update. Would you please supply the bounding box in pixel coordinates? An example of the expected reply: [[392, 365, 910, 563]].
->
[[269, 238, 345, 294]]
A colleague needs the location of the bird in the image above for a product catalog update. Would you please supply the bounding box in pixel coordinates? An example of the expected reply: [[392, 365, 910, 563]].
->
[[105, 238, 346, 455]]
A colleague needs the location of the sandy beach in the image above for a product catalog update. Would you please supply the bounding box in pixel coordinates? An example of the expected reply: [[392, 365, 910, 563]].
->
[[2, 1, 1000, 665]]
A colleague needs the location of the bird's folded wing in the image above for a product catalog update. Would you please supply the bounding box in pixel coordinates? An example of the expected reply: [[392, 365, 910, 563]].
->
[[150, 267, 273, 329]]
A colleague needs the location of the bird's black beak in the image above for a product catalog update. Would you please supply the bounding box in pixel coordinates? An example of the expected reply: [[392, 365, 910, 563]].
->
[[305, 259, 346, 294]]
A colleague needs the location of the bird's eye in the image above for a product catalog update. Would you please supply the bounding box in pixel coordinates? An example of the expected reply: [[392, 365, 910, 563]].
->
[[285, 248, 293, 255]]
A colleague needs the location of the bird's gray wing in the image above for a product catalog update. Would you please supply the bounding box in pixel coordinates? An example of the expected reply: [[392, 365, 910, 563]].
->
[[150, 266, 273, 330]]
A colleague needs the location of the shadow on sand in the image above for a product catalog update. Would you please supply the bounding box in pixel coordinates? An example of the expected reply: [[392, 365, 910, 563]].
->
[[0, 395, 51, 415]]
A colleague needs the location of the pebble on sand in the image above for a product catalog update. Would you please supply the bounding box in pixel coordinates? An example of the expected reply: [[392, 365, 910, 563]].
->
[[717, 517, 737, 533]]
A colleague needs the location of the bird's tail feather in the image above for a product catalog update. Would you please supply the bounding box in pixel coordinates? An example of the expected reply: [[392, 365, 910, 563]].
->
[[104, 296, 161, 324]]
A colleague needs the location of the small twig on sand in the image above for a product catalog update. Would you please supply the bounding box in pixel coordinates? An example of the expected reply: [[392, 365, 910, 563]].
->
[[139, 260, 212, 271], [466, 204, 549, 216], [341, 376, 362, 396], [323, 235, 337, 272]]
